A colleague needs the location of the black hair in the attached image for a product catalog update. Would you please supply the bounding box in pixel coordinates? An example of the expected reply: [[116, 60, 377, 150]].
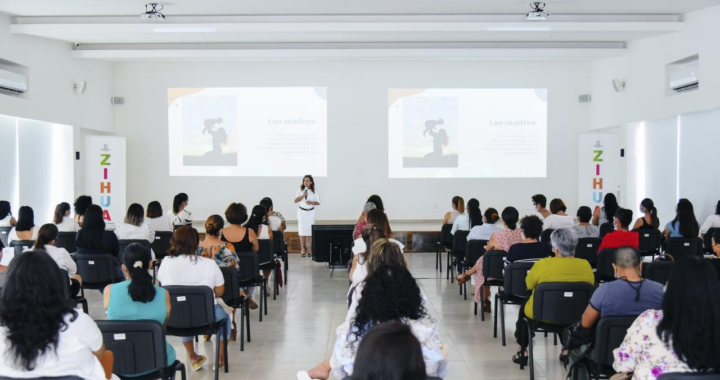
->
[[467, 198, 482, 228], [0, 200, 12, 219], [712, 229, 720, 247], [225, 203, 248, 225], [76, 204, 106, 250], [0, 250, 77, 371], [259, 197, 273, 214], [33, 224, 59, 249], [716, 200, 720, 216], [53, 202, 71, 225], [603, 193, 619, 223], [244, 205, 267, 235], [502, 207, 520, 230], [300, 175, 316, 192], [350, 323, 426, 380], [352, 264, 427, 342], [367, 195, 385, 212], [122, 243, 156, 303], [657, 257, 720, 372], [146, 201, 163, 218], [615, 208, 633, 229], [531, 194, 547, 208], [640, 198, 660, 229], [520, 215, 543, 240], [673, 199, 699, 238], [124, 203, 145, 227], [549, 198, 567, 214], [15, 206, 35, 231], [577, 206, 592, 223], [172, 193, 189, 214], [73, 195, 92, 216], [484, 208, 500, 224]]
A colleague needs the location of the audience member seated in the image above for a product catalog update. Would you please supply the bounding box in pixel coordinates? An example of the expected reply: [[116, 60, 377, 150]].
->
[[573, 206, 599, 238], [512, 228, 594, 366], [221, 202, 259, 251], [104, 243, 176, 374], [115, 203, 155, 242], [567, 247, 664, 378], [700, 200, 720, 240], [54, 202, 79, 232], [349, 224, 386, 288], [33, 223, 82, 297], [352, 209, 403, 254], [450, 197, 472, 235], [146, 201, 173, 232], [0, 200, 17, 227], [632, 198, 660, 231], [157, 226, 231, 370], [468, 207, 502, 241], [613, 257, 720, 379], [306, 263, 447, 379], [349, 238, 409, 308], [598, 208, 639, 253], [170, 192, 192, 227], [349, 323, 428, 380], [542, 198, 574, 230], [245, 205, 274, 282], [0, 250, 114, 380], [707, 230, 720, 280], [593, 193, 619, 227], [506, 215, 553, 262], [367, 194, 385, 213], [260, 197, 287, 232], [0, 250, 5, 287], [200, 214, 258, 311], [443, 196, 465, 225], [77, 205, 120, 258], [352, 202, 377, 240], [8, 205, 37, 245], [73, 195, 93, 227], [451, 198, 482, 271], [663, 198, 700, 240], [532, 194, 551, 219]]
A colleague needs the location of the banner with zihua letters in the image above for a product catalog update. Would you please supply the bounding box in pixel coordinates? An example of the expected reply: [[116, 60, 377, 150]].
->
[[577, 134, 619, 216], [85, 136, 126, 224]]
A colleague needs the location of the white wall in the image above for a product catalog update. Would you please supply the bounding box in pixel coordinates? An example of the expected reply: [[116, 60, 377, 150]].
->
[[114, 60, 591, 221]]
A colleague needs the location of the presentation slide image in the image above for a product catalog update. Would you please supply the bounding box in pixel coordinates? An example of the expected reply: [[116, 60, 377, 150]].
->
[[388, 88, 548, 179], [181, 95, 237, 167]]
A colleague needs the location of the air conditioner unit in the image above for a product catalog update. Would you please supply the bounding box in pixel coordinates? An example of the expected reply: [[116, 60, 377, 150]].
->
[[668, 59, 699, 93], [0, 68, 28, 96]]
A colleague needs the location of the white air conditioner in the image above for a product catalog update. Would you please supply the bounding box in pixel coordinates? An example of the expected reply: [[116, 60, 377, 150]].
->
[[0, 68, 28, 96], [668, 58, 699, 93]]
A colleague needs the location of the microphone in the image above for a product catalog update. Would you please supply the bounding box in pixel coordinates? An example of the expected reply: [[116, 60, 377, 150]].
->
[[304, 187, 308, 200]]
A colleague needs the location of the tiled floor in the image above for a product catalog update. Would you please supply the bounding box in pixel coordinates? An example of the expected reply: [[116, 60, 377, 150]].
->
[[86, 252, 567, 380]]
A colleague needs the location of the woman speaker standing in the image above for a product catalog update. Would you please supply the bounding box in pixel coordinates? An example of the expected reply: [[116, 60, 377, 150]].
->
[[294, 175, 320, 257]]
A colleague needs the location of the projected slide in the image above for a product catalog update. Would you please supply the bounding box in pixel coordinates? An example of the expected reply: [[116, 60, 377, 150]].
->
[[168, 87, 327, 177], [388, 88, 547, 178]]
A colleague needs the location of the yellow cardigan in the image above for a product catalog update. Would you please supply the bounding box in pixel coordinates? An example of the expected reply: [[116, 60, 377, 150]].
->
[[524, 256, 595, 319]]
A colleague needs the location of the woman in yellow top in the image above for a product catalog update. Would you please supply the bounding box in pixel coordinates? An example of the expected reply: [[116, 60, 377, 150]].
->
[[512, 227, 594, 366]]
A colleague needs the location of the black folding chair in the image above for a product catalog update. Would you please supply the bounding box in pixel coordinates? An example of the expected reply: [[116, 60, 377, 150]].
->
[[596, 249, 616, 284], [478, 250, 506, 320], [0, 226, 11, 247], [0, 377, 83, 380], [98, 320, 187, 380], [152, 231, 173, 261], [540, 229, 554, 243], [495, 261, 534, 346], [163, 286, 228, 380], [9, 240, 34, 257], [448, 230, 469, 282], [666, 237, 703, 259], [642, 261, 674, 286], [55, 232, 78, 253], [575, 316, 637, 380], [462, 239, 488, 300], [237, 251, 267, 322], [220, 267, 250, 351], [258, 239, 278, 301], [599, 223, 614, 239], [60, 269, 88, 314], [436, 224, 453, 273], [524, 282, 595, 380], [635, 229, 662, 258], [658, 373, 720, 380], [575, 238, 601, 268], [272, 231, 289, 282], [73, 252, 122, 290]]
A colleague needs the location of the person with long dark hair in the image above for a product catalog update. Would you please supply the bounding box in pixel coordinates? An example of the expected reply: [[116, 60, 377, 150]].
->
[[76, 205, 119, 258], [613, 257, 720, 379], [171, 193, 192, 227], [700, 200, 720, 240], [349, 224, 386, 287], [245, 204, 274, 283], [294, 175, 320, 257], [443, 196, 465, 225], [104, 243, 176, 374], [146, 201, 173, 232], [305, 263, 447, 380], [542, 198, 574, 230], [350, 323, 427, 380], [53, 202, 79, 232], [632, 198, 660, 231], [0, 200, 16, 227], [367, 195, 385, 213], [664, 198, 700, 239], [451, 197, 475, 235], [33, 224, 82, 297], [351, 210, 403, 257], [73, 195, 93, 227], [468, 207, 501, 241], [260, 197, 286, 232], [593, 193, 619, 227], [0, 250, 111, 379], [8, 206, 36, 244]]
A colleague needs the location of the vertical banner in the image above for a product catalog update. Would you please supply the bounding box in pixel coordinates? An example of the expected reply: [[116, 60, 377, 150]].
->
[[85, 136, 126, 225], [578, 134, 618, 215]]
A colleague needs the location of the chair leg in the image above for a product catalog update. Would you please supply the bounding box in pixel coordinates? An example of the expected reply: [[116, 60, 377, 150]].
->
[[214, 326, 221, 380], [259, 283, 264, 322], [554, 333, 558, 346], [273, 263, 277, 301], [480, 286, 485, 322], [223, 328, 229, 374], [179, 363, 187, 380], [436, 243, 440, 271], [450, 255, 455, 283], [240, 303, 245, 351], [246, 303, 251, 342], [463, 280, 467, 300], [527, 321, 534, 380], [264, 278, 268, 316], [446, 251, 450, 280], [493, 294, 498, 338], [500, 300, 506, 346], [474, 301, 478, 316]]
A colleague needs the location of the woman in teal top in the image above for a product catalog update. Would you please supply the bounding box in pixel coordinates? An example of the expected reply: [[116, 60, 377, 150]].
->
[[104, 243, 176, 372]]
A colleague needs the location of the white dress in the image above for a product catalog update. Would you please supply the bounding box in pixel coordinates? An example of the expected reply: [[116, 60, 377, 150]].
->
[[295, 188, 320, 236]]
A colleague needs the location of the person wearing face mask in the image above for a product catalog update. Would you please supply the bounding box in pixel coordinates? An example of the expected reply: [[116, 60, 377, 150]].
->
[[531, 194, 551, 220], [597, 208, 639, 253], [566, 247, 664, 378]]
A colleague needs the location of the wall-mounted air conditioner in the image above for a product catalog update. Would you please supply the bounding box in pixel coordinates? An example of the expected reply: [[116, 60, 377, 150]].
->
[[666, 54, 699, 95], [0, 68, 28, 96]]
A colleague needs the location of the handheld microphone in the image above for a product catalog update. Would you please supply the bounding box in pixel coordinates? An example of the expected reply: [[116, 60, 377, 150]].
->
[[304, 187, 308, 200]]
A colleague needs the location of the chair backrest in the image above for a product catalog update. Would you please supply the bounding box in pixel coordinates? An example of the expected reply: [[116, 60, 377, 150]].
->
[[452, 230, 469, 254], [533, 282, 595, 326], [575, 238, 600, 267], [151, 231, 173, 260], [164, 285, 215, 330], [118, 239, 152, 262], [55, 232, 78, 253], [220, 267, 242, 306], [593, 316, 638, 366], [97, 320, 167, 376], [540, 229, 554, 243], [272, 231, 287, 255], [636, 229, 662, 253], [503, 261, 534, 298], [465, 239, 488, 265], [440, 224, 454, 247], [658, 373, 720, 380], [599, 222, 614, 239], [642, 261, 675, 286], [666, 237, 703, 259], [237, 251, 261, 283], [9, 240, 34, 257], [0, 226, 12, 247], [73, 253, 120, 286], [596, 249, 616, 283], [257, 239, 274, 265], [482, 250, 507, 279]]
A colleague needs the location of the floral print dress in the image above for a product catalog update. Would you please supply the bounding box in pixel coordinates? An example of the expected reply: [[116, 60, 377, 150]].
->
[[472, 228, 523, 303], [613, 310, 695, 380], [198, 242, 239, 269]]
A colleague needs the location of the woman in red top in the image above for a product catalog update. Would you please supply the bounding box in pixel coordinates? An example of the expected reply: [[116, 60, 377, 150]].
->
[[597, 208, 639, 253]]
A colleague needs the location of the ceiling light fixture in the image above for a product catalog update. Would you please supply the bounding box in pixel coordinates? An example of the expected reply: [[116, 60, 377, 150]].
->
[[526, 2, 549, 21], [141, 3, 165, 20]]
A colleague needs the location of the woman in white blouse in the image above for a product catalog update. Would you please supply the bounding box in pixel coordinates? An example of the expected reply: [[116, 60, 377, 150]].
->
[[294, 175, 320, 257], [452, 198, 479, 235], [0, 201, 16, 227], [115, 203, 154, 242], [700, 200, 720, 240], [146, 201, 173, 232], [33, 223, 82, 297], [442, 196, 464, 225], [53, 202, 79, 232], [170, 193, 192, 228], [542, 198, 575, 230]]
